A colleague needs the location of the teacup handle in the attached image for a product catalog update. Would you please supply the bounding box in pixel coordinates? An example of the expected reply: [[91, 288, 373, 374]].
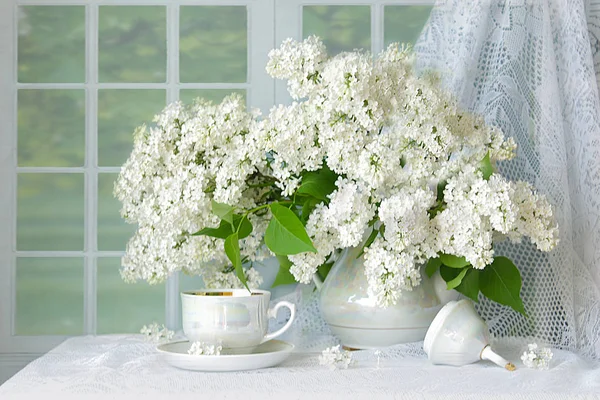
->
[[261, 301, 296, 344]]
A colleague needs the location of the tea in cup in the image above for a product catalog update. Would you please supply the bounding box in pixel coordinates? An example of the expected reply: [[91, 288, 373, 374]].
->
[[181, 289, 296, 350]]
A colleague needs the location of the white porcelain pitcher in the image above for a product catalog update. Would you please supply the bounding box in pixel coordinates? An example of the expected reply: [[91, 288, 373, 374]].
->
[[313, 245, 458, 349]]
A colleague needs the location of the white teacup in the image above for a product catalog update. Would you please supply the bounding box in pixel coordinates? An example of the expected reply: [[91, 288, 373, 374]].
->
[[181, 289, 296, 350]]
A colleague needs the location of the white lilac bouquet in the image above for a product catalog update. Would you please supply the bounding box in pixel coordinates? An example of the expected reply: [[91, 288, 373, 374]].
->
[[115, 37, 558, 314]]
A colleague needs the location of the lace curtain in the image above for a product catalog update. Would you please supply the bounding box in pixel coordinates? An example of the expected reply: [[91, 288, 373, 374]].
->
[[410, 0, 600, 359]]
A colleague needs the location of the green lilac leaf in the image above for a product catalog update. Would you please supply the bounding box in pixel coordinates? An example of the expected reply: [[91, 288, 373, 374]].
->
[[439, 265, 481, 302], [192, 214, 253, 239], [480, 152, 494, 180], [296, 165, 338, 201], [445, 266, 469, 290], [437, 180, 447, 202], [272, 255, 297, 287], [224, 232, 248, 290], [425, 257, 442, 278], [212, 200, 234, 225], [454, 268, 480, 302], [480, 256, 526, 315], [192, 220, 233, 239], [427, 203, 444, 219], [265, 202, 317, 255], [233, 214, 253, 239], [440, 253, 470, 269], [439, 264, 462, 282], [290, 204, 303, 220]]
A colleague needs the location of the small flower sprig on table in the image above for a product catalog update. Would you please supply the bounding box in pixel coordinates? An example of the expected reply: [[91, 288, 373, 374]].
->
[[319, 345, 354, 370], [188, 341, 223, 356], [521, 343, 553, 370], [140, 322, 174, 343]]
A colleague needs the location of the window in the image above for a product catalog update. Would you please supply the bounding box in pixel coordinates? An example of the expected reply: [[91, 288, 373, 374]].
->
[[0, 0, 432, 354]]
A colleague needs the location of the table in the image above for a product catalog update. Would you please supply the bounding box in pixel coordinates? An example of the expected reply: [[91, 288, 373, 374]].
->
[[0, 335, 599, 400]]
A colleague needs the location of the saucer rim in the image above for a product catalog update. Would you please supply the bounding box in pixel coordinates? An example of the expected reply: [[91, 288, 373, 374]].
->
[[156, 339, 294, 357]]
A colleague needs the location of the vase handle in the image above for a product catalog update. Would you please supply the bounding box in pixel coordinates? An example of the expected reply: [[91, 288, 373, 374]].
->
[[313, 273, 324, 291]]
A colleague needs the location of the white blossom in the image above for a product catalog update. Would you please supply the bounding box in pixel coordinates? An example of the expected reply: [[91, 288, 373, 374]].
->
[[140, 322, 174, 343], [266, 35, 327, 99], [521, 343, 553, 370], [289, 179, 375, 283], [378, 187, 436, 259], [508, 181, 559, 251], [364, 238, 422, 307], [188, 341, 223, 356], [319, 345, 354, 370]]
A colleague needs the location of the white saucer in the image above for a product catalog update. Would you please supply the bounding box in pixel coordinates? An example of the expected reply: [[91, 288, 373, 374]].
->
[[157, 340, 294, 372]]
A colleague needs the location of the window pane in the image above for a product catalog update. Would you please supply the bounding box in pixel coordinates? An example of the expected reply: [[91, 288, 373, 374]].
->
[[98, 173, 136, 251], [18, 89, 85, 167], [17, 174, 84, 251], [303, 6, 370, 55], [99, 6, 166, 83], [18, 6, 85, 83], [15, 257, 83, 335], [180, 6, 247, 83], [179, 272, 205, 293], [384, 6, 433, 47], [97, 258, 165, 333], [98, 89, 165, 167], [179, 89, 245, 105]]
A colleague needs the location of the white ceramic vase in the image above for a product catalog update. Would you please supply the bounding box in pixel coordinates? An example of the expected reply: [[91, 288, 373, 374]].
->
[[315, 245, 459, 349]]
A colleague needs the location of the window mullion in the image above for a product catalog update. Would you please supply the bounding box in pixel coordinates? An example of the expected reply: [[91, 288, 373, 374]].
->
[[17, 251, 124, 257], [165, 2, 180, 331], [372, 4, 384, 54], [16, 83, 250, 90], [16, 167, 122, 174], [274, 0, 301, 105], [0, 0, 16, 353], [248, 0, 275, 115], [84, 3, 99, 335]]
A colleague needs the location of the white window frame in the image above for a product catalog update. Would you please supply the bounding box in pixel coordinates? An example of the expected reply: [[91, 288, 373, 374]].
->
[[0, 0, 274, 354], [0, 0, 433, 356]]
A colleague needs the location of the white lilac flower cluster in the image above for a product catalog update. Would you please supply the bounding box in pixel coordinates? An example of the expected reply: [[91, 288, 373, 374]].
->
[[188, 341, 223, 356], [319, 345, 354, 370], [521, 343, 553, 370], [140, 323, 174, 343], [114, 95, 266, 287], [116, 36, 558, 307]]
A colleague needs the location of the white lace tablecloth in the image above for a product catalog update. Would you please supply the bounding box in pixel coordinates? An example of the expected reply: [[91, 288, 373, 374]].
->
[[0, 335, 599, 400]]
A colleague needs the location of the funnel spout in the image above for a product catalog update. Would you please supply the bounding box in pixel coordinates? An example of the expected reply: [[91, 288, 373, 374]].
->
[[481, 345, 516, 371]]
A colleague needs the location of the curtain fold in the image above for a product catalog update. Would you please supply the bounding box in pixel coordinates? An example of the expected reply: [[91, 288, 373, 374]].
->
[[588, 0, 600, 90], [414, 0, 600, 358]]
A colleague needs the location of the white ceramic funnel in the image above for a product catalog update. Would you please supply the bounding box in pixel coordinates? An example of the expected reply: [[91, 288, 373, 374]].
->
[[423, 299, 516, 371]]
